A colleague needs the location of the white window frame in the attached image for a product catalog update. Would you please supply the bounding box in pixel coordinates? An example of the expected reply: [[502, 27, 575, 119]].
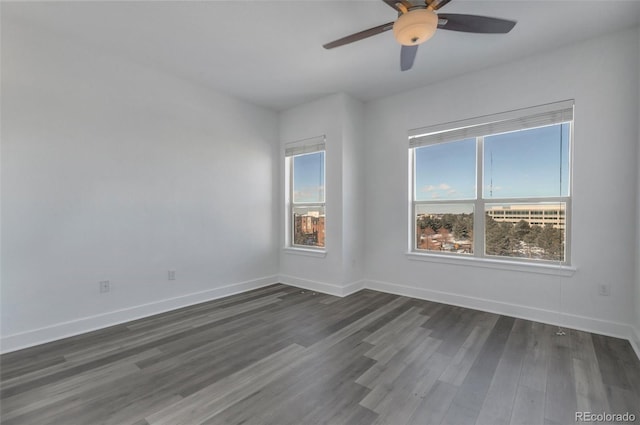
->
[[408, 101, 574, 270], [284, 136, 326, 253]]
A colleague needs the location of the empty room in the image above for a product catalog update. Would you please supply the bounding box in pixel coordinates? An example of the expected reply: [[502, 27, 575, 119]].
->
[[1, 1, 640, 424]]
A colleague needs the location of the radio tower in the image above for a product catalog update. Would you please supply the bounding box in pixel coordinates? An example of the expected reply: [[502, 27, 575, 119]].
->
[[490, 150, 493, 197]]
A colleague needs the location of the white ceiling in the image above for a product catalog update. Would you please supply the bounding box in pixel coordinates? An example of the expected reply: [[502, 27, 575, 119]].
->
[[3, 0, 640, 110]]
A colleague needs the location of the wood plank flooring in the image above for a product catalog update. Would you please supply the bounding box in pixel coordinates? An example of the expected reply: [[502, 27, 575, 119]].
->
[[1, 284, 639, 425]]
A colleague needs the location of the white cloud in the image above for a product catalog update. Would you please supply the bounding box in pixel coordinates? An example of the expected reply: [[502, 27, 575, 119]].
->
[[422, 183, 452, 193], [294, 186, 324, 202]]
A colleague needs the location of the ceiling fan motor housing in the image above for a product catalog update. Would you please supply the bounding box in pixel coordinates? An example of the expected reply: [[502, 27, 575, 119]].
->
[[393, 8, 438, 46]]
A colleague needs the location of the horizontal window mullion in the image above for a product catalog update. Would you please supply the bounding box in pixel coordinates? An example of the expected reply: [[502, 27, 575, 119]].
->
[[292, 202, 325, 207], [481, 197, 570, 204], [415, 199, 476, 205], [416, 198, 572, 207]]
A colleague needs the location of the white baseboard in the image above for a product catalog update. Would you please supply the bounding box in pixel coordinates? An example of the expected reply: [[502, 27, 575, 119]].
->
[[277, 274, 364, 297], [3, 274, 638, 362], [0, 275, 279, 354], [631, 325, 640, 360], [342, 279, 366, 296], [364, 278, 634, 342]]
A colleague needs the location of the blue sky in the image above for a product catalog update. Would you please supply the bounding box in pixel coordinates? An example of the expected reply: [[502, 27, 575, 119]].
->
[[293, 151, 325, 203], [415, 123, 570, 201]]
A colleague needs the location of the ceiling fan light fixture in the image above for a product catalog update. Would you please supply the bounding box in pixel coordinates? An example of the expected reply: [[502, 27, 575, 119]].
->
[[393, 8, 438, 46]]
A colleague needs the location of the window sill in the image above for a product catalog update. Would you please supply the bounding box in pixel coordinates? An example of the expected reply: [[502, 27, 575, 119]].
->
[[406, 252, 576, 277], [283, 247, 327, 258]]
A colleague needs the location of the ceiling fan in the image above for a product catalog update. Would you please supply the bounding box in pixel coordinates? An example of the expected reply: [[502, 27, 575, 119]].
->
[[323, 0, 516, 71]]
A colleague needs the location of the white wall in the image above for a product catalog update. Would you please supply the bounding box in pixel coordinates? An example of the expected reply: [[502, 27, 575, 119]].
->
[[635, 26, 640, 352], [1, 21, 279, 352], [278, 93, 365, 295], [2, 15, 639, 355], [364, 27, 640, 339], [339, 94, 365, 286]]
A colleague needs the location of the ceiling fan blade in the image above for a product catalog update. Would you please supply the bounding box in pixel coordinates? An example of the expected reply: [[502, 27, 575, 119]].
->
[[437, 14, 516, 34], [381, 0, 412, 13], [323, 22, 394, 49], [400, 45, 418, 71]]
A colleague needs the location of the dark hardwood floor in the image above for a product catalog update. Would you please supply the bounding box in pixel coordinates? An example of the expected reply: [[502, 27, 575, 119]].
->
[[1, 284, 639, 424]]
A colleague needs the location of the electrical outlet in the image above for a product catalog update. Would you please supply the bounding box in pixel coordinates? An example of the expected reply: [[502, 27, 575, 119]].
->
[[598, 283, 611, 296], [99, 280, 111, 293], [168, 270, 176, 281]]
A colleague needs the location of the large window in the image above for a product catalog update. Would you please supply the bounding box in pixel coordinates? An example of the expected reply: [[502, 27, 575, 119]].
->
[[410, 101, 573, 264], [285, 137, 325, 249]]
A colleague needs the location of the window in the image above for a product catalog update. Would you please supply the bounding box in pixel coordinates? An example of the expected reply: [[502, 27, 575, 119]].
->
[[285, 137, 325, 249], [409, 101, 573, 264]]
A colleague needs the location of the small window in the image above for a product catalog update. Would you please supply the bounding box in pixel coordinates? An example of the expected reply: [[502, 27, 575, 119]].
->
[[409, 101, 573, 265], [285, 137, 325, 249]]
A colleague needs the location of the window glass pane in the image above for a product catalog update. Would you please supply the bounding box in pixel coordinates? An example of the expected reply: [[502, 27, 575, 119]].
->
[[292, 206, 325, 248], [415, 204, 474, 254], [483, 123, 570, 198], [485, 203, 565, 262], [414, 139, 476, 201], [293, 152, 325, 203]]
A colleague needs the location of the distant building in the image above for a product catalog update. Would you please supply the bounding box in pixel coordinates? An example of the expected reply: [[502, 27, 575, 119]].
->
[[486, 204, 565, 229], [294, 214, 325, 247]]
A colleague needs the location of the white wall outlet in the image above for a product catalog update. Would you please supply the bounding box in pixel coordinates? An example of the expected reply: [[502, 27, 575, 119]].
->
[[99, 280, 111, 293], [598, 283, 611, 296], [168, 270, 176, 281]]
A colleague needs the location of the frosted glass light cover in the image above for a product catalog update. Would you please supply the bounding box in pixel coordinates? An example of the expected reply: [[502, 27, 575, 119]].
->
[[393, 9, 438, 46]]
